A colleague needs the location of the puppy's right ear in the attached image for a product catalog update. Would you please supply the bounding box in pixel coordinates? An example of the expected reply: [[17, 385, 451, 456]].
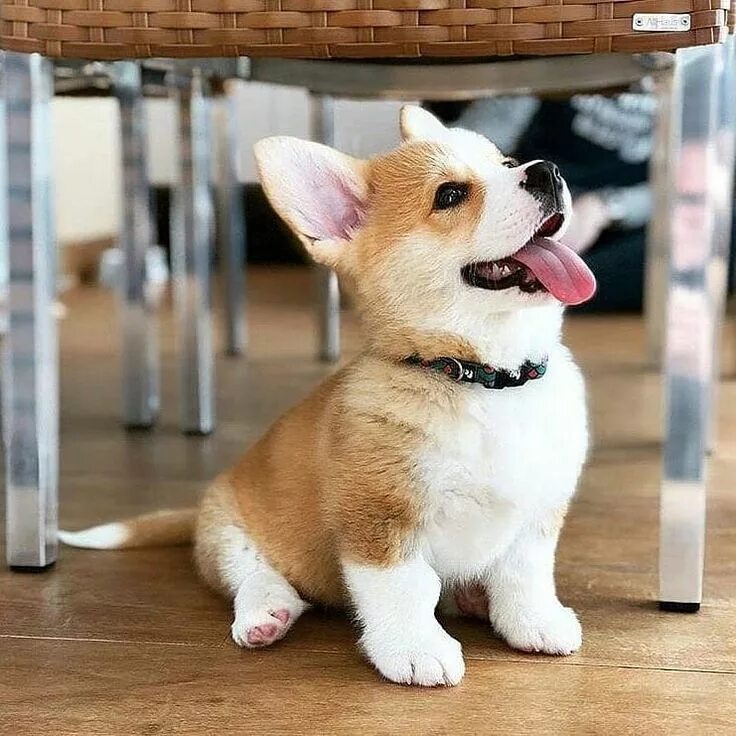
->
[[400, 105, 448, 143], [254, 137, 368, 269]]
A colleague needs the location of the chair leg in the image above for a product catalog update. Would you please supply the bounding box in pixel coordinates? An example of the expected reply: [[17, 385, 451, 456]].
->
[[309, 93, 341, 363], [0, 61, 7, 333], [170, 68, 215, 435], [706, 36, 736, 451], [112, 61, 160, 430], [2, 53, 59, 570], [644, 67, 675, 368], [215, 80, 246, 357], [658, 43, 723, 612]]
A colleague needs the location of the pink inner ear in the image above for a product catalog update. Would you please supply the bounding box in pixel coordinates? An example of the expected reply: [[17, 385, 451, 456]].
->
[[271, 143, 366, 242], [297, 164, 365, 240]]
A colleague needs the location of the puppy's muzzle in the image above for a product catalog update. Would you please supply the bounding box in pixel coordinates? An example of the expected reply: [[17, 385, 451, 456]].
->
[[520, 161, 564, 209]]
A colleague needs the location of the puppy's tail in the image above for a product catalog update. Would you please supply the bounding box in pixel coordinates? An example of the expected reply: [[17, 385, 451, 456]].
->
[[59, 508, 196, 550]]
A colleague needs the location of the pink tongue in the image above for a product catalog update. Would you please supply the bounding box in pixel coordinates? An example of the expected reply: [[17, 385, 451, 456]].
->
[[512, 238, 597, 306]]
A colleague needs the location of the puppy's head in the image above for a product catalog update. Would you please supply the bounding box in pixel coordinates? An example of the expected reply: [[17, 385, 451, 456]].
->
[[255, 106, 595, 357]]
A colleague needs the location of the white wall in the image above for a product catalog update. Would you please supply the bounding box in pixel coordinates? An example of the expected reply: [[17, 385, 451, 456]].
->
[[52, 97, 120, 245], [53, 83, 406, 245]]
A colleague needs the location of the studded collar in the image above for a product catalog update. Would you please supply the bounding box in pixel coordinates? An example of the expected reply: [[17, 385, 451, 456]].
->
[[403, 354, 548, 390]]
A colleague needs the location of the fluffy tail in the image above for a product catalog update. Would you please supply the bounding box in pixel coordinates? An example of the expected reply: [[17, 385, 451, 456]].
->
[[59, 508, 197, 550]]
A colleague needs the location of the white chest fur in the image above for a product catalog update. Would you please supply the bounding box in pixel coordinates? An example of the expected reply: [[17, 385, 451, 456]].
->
[[416, 345, 588, 580]]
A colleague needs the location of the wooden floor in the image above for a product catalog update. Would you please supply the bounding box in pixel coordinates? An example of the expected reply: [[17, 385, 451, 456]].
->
[[2, 268, 735, 735]]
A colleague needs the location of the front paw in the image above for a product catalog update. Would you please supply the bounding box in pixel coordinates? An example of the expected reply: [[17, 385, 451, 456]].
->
[[496, 603, 582, 656], [362, 624, 465, 687]]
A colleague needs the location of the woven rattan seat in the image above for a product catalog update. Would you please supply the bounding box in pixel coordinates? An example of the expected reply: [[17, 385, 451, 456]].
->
[[1, 0, 730, 60]]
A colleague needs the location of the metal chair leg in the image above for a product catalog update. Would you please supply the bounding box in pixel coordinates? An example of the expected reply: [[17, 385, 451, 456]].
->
[[112, 61, 160, 430], [170, 67, 215, 435], [309, 93, 341, 363], [644, 67, 674, 368], [658, 43, 723, 612], [215, 80, 246, 357], [0, 60, 7, 334], [706, 36, 736, 451], [2, 53, 58, 570]]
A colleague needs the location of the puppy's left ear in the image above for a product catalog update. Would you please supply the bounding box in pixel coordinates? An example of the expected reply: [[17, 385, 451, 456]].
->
[[254, 137, 368, 269], [400, 105, 448, 143]]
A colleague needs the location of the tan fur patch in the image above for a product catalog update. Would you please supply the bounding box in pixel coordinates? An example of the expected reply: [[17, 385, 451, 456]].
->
[[362, 326, 483, 364], [360, 141, 485, 258], [228, 375, 347, 607], [332, 141, 488, 364], [224, 357, 460, 607], [194, 477, 244, 595], [320, 371, 424, 568]]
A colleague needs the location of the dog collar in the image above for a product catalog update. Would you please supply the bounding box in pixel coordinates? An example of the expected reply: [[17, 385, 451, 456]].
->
[[403, 354, 548, 389]]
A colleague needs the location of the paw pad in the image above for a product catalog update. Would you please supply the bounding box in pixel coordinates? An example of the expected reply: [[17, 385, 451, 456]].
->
[[246, 623, 280, 646]]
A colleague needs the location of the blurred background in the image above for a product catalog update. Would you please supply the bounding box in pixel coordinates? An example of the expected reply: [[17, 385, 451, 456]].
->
[[59, 81, 736, 312], [54, 84, 403, 285]]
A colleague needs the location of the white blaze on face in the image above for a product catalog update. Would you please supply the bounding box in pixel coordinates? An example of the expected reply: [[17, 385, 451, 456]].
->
[[436, 128, 561, 266]]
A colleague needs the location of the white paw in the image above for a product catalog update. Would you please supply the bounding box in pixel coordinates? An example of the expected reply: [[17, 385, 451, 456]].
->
[[498, 604, 582, 656], [231, 588, 308, 649], [362, 625, 465, 687]]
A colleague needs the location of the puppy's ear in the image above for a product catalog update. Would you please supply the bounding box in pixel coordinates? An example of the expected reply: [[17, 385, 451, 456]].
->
[[400, 105, 448, 143], [254, 137, 367, 269]]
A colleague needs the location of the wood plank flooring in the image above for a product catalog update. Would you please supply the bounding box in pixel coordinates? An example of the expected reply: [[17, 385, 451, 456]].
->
[[1, 268, 735, 735]]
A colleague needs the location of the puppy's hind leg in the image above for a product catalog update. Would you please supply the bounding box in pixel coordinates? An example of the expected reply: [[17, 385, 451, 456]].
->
[[195, 481, 309, 648], [231, 558, 309, 648]]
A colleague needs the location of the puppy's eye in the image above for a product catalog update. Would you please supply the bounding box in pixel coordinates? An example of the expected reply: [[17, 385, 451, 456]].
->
[[502, 158, 519, 169], [433, 182, 469, 211]]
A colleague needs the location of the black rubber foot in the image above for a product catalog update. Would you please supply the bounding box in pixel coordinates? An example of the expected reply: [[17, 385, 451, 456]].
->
[[659, 601, 700, 613], [124, 422, 156, 433], [10, 561, 57, 573], [183, 428, 213, 437]]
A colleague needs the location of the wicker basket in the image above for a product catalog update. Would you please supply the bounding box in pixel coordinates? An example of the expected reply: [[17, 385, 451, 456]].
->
[[1, 0, 730, 60]]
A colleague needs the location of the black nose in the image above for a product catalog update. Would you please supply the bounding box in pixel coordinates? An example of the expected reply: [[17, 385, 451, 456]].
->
[[521, 161, 563, 201]]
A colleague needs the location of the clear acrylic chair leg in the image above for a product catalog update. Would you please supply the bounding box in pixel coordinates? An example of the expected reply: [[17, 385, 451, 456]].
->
[[644, 66, 675, 368], [658, 43, 723, 612], [706, 36, 736, 451], [0, 59, 7, 332]]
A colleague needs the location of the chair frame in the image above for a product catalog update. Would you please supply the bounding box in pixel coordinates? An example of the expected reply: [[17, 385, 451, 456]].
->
[[2, 43, 733, 611]]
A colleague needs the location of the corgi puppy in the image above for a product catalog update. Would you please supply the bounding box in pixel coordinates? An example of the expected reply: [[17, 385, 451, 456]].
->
[[62, 106, 596, 687]]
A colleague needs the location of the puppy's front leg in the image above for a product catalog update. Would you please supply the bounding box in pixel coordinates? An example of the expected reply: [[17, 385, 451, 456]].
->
[[487, 512, 581, 656], [343, 556, 465, 686]]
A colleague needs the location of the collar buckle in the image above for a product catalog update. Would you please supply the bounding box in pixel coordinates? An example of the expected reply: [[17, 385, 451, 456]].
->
[[448, 357, 466, 382]]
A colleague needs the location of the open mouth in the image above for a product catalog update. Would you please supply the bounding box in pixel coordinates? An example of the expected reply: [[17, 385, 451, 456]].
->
[[461, 213, 597, 306]]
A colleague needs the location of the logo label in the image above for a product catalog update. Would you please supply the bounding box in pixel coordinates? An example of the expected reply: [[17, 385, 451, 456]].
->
[[632, 13, 691, 31]]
